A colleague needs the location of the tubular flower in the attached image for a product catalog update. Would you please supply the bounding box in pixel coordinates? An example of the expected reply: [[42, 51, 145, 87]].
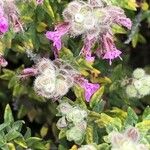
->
[[99, 32, 122, 65], [45, 0, 132, 64], [45, 22, 70, 51], [74, 76, 100, 102], [0, 0, 23, 35]]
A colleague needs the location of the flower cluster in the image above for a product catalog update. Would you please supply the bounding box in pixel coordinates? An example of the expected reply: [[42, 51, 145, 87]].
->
[[56, 102, 88, 144], [0, 0, 23, 35], [109, 127, 148, 150], [46, 0, 132, 64], [33, 58, 77, 99], [21, 51, 100, 101], [125, 68, 150, 98]]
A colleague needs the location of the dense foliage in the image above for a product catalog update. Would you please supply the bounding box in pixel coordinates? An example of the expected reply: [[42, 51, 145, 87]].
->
[[0, 0, 150, 150]]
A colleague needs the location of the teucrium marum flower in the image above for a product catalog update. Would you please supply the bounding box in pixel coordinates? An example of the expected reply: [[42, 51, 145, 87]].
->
[[109, 127, 148, 150], [56, 103, 88, 144], [46, 0, 132, 64], [132, 68, 145, 79], [57, 102, 73, 115], [126, 85, 138, 98], [66, 126, 84, 143], [125, 68, 150, 98], [33, 58, 77, 99], [66, 107, 87, 124]]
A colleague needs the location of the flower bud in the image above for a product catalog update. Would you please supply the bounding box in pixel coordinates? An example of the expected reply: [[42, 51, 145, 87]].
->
[[56, 116, 67, 129], [57, 102, 73, 115], [126, 85, 138, 98], [133, 80, 143, 90], [66, 107, 87, 124], [66, 126, 84, 143], [138, 85, 150, 97], [36, 58, 55, 74], [132, 68, 145, 79]]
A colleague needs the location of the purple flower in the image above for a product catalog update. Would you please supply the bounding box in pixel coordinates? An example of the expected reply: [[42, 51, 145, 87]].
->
[[83, 81, 100, 102], [80, 37, 96, 62], [115, 17, 132, 30], [0, 17, 9, 34], [19, 68, 38, 79], [103, 49, 122, 65], [45, 22, 70, 51], [107, 6, 132, 29], [75, 76, 100, 102], [99, 32, 122, 65]]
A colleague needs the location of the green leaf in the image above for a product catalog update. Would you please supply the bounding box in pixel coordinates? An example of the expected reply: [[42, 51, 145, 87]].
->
[[58, 129, 66, 139], [43, 0, 55, 20], [132, 33, 139, 48], [6, 130, 22, 141], [12, 121, 24, 132], [85, 126, 94, 144], [142, 107, 150, 120], [124, 107, 138, 126], [26, 137, 42, 147], [90, 86, 104, 108], [24, 127, 31, 140], [4, 104, 14, 124], [14, 138, 27, 148], [0, 123, 9, 132]]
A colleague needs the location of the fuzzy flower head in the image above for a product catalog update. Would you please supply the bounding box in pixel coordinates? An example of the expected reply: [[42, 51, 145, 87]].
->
[[109, 127, 148, 150], [46, 0, 132, 64], [33, 58, 78, 99], [125, 68, 150, 99], [56, 103, 88, 144]]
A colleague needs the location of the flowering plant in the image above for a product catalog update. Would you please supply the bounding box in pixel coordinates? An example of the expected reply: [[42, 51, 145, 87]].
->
[[0, 0, 149, 150]]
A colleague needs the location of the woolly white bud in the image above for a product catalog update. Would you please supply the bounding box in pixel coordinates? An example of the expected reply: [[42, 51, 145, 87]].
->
[[126, 85, 138, 98], [54, 78, 69, 97], [66, 126, 84, 142], [138, 85, 150, 97], [57, 102, 73, 115], [140, 75, 150, 87], [66, 107, 87, 124], [132, 68, 145, 79], [75, 13, 84, 23], [133, 80, 143, 90], [56, 116, 68, 129], [34, 75, 56, 98], [36, 58, 55, 74]]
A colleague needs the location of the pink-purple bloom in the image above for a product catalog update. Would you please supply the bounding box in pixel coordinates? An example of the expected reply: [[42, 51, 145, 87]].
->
[[0, 17, 9, 34], [75, 76, 100, 102], [97, 32, 122, 65], [19, 68, 38, 79], [80, 38, 96, 62], [45, 23, 70, 51], [45, 0, 132, 64]]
